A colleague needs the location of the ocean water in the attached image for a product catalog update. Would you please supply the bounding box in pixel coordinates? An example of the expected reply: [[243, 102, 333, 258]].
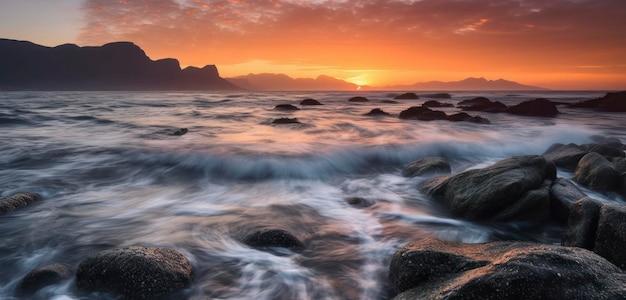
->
[[0, 90, 624, 299]]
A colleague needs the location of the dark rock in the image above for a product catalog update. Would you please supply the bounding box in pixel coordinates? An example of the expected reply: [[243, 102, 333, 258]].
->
[[274, 104, 300, 111], [76, 246, 193, 299], [573, 152, 620, 192], [364, 108, 391, 116], [391, 237, 626, 299], [0, 192, 40, 214], [581, 143, 626, 159], [420, 93, 452, 99], [590, 136, 624, 148], [421, 155, 554, 221], [543, 143, 588, 171], [394, 93, 419, 99], [570, 91, 626, 112], [344, 196, 375, 208], [243, 228, 304, 249], [398, 106, 447, 121], [272, 118, 300, 124], [610, 157, 626, 173], [549, 178, 588, 223], [300, 98, 323, 105], [348, 96, 369, 102], [562, 197, 603, 250], [421, 100, 453, 108], [595, 204, 626, 269], [457, 96, 491, 107], [458, 97, 507, 113], [172, 128, 188, 136], [18, 263, 72, 294], [446, 112, 490, 124], [506, 98, 559, 117], [402, 157, 451, 177]]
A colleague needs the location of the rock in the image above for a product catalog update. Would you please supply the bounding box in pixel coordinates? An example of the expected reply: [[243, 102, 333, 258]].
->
[[543, 143, 588, 171], [420, 93, 452, 99], [18, 263, 72, 294], [348, 96, 369, 102], [458, 97, 507, 113], [300, 98, 323, 105], [274, 104, 300, 111], [390, 237, 626, 299], [0, 192, 40, 215], [421, 155, 554, 221], [381, 100, 400, 104], [570, 91, 626, 112], [506, 98, 559, 117], [446, 112, 490, 124], [76, 246, 193, 299], [421, 100, 453, 108], [590, 135, 623, 149], [344, 196, 375, 208], [610, 157, 626, 173], [398, 106, 447, 121], [581, 143, 626, 159], [549, 178, 588, 223], [561, 197, 603, 250], [402, 157, 451, 177], [364, 108, 391, 116], [573, 152, 620, 192], [172, 128, 188, 136], [594, 204, 626, 269], [272, 118, 300, 124], [243, 228, 304, 249], [394, 93, 419, 99]]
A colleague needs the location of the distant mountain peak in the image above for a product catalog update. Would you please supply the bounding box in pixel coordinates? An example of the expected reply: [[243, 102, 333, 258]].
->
[[384, 77, 546, 91]]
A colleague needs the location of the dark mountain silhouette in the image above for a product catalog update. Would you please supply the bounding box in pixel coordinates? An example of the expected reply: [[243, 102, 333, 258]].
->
[[381, 77, 547, 91], [228, 73, 359, 91], [0, 38, 239, 90]]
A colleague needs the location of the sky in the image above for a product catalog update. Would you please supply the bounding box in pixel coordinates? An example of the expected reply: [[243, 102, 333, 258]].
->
[[1, 0, 625, 90]]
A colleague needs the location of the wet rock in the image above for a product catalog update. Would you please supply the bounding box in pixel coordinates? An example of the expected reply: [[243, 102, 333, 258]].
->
[[243, 228, 304, 249], [581, 143, 626, 159], [550, 178, 588, 223], [398, 106, 447, 121], [446, 112, 490, 124], [18, 263, 72, 294], [402, 157, 451, 178], [394, 92, 419, 99], [543, 143, 588, 171], [76, 246, 193, 299], [344, 196, 375, 208], [421, 100, 453, 108], [421, 155, 555, 221], [562, 197, 603, 250], [506, 98, 559, 117], [420, 93, 452, 99], [300, 98, 323, 105], [274, 104, 300, 111], [458, 97, 507, 113], [573, 152, 620, 192], [348, 96, 369, 102], [0, 192, 40, 215], [364, 108, 391, 116], [594, 204, 626, 269], [570, 91, 626, 112], [391, 237, 626, 299], [172, 127, 188, 136], [590, 135, 624, 149], [610, 157, 626, 173], [272, 118, 300, 124]]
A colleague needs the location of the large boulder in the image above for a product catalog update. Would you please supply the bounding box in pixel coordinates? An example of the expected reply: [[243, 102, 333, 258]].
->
[[561, 197, 603, 250], [421, 155, 555, 221], [242, 228, 304, 250], [0, 192, 40, 215], [543, 143, 588, 171], [76, 246, 193, 299], [390, 237, 626, 299], [594, 204, 626, 269], [402, 157, 451, 178], [581, 143, 625, 159], [394, 92, 419, 99], [573, 152, 620, 192], [506, 98, 559, 117], [549, 178, 587, 223], [18, 263, 72, 294]]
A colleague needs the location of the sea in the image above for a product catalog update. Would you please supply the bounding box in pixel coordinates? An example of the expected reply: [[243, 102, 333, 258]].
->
[[0, 90, 624, 299]]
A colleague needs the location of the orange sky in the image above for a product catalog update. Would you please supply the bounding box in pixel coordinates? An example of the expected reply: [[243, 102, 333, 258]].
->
[[3, 0, 626, 89]]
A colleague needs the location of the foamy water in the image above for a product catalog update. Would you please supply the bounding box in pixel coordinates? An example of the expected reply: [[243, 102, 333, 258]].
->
[[0, 90, 624, 299]]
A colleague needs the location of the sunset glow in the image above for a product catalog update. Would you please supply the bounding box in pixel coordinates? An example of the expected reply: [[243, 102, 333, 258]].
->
[[1, 0, 626, 89]]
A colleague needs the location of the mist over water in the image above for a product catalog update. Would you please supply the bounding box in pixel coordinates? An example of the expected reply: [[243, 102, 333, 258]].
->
[[0, 91, 624, 299]]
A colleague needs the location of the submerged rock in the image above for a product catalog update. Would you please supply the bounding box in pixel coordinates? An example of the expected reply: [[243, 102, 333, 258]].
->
[[390, 237, 626, 299], [394, 92, 419, 99], [402, 157, 451, 178], [573, 152, 620, 192], [18, 263, 72, 295], [421, 155, 555, 221], [506, 98, 559, 117], [0, 192, 40, 215], [243, 228, 304, 249], [172, 127, 188, 136], [76, 246, 193, 299], [348, 96, 369, 102], [272, 117, 300, 124], [344, 196, 375, 208], [364, 108, 391, 116], [274, 104, 300, 111], [300, 98, 323, 105]]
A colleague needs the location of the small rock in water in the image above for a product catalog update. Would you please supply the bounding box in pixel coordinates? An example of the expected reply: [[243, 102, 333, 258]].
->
[[272, 117, 300, 124], [344, 196, 375, 208], [0, 192, 40, 215], [394, 92, 420, 99], [300, 98, 323, 105], [243, 228, 304, 249], [421, 100, 453, 107], [274, 104, 300, 110], [172, 128, 188, 136], [364, 108, 391, 116], [506, 98, 560, 117], [18, 263, 72, 295], [402, 157, 451, 177], [420, 93, 452, 99], [348, 96, 369, 102]]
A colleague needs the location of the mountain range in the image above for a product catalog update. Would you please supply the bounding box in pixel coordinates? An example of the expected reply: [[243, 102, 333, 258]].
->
[[227, 73, 359, 91], [380, 77, 547, 91]]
